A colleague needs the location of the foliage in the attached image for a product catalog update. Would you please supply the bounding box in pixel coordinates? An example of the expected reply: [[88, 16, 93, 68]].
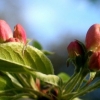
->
[[0, 20, 100, 100]]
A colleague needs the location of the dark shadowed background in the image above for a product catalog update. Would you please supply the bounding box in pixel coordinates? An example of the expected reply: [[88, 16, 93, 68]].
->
[[1, 0, 100, 99]]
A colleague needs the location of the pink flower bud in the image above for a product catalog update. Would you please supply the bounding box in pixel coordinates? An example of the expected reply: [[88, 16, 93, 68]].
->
[[6, 38, 20, 42], [0, 20, 13, 42], [13, 24, 27, 44], [85, 24, 100, 51], [67, 40, 82, 58], [89, 52, 100, 71]]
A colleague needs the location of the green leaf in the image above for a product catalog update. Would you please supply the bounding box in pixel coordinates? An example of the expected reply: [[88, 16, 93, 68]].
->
[[32, 40, 43, 50], [0, 76, 9, 90], [58, 72, 70, 83], [0, 75, 13, 90], [0, 76, 7, 90], [42, 50, 54, 55], [0, 42, 54, 74], [6, 73, 23, 88], [29, 71, 62, 86]]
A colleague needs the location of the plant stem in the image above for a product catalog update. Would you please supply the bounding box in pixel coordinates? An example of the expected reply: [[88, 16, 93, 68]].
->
[[64, 69, 83, 93], [75, 71, 88, 91], [62, 71, 78, 92], [15, 74, 30, 87], [70, 80, 100, 100]]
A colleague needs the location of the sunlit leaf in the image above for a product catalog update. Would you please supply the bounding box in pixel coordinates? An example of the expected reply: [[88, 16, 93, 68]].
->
[[0, 42, 54, 74], [29, 71, 62, 87]]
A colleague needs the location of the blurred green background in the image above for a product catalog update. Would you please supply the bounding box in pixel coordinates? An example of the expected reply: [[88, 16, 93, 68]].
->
[[1, 0, 100, 99]]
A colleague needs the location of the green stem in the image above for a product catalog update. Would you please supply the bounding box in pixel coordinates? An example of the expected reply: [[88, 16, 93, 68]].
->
[[15, 74, 30, 87], [64, 69, 83, 93], [11, 93, 33, 100], [75, 71, 88, 91], [70, 81, 100, 100], [62, 68, 89, 100], [0, 87, 52, 99], [62, 71, 78, 92]]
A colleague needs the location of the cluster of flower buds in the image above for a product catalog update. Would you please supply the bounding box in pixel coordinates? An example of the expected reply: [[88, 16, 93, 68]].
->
[[86, 24, 100, 71], [0, 20, 27, 44], [67, 24, 100, 72]]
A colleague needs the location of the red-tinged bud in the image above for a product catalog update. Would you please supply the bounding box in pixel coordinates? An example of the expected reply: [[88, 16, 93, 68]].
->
[[6, 38, 20, 42], [85, 24, 100, 51], [13, 24, 27, 44], [36, 78, 41, 91], [67, 40, 83, 58], [89, 52, 100, 71], [0, 20, 13, 42]]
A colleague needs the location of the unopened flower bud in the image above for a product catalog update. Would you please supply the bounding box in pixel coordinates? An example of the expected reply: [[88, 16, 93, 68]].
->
[[85, 24, 100, 51], [6, 38, 20, 42], [67, 40, 82, 58], [89, 52, 100, 71], [13, 24, 27, 44], [0, 20, 13, 42]]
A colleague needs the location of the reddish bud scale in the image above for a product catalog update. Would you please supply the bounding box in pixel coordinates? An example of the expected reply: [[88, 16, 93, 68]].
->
[[89, 52, 100, 71], [13, 24, 27, 44], [85, 24, 100, 51], [6, 38, 20, 42], [0, 20, 13, 42], [67, 40, 82, 58]]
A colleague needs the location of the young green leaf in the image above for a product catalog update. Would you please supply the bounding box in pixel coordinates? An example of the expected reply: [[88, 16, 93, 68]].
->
[[42, 50, 54, 55], [32, 40, 43, 50], [28, 71, 62, 87], [58, 72, 70, 83], [0, 42, 54, 74]]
